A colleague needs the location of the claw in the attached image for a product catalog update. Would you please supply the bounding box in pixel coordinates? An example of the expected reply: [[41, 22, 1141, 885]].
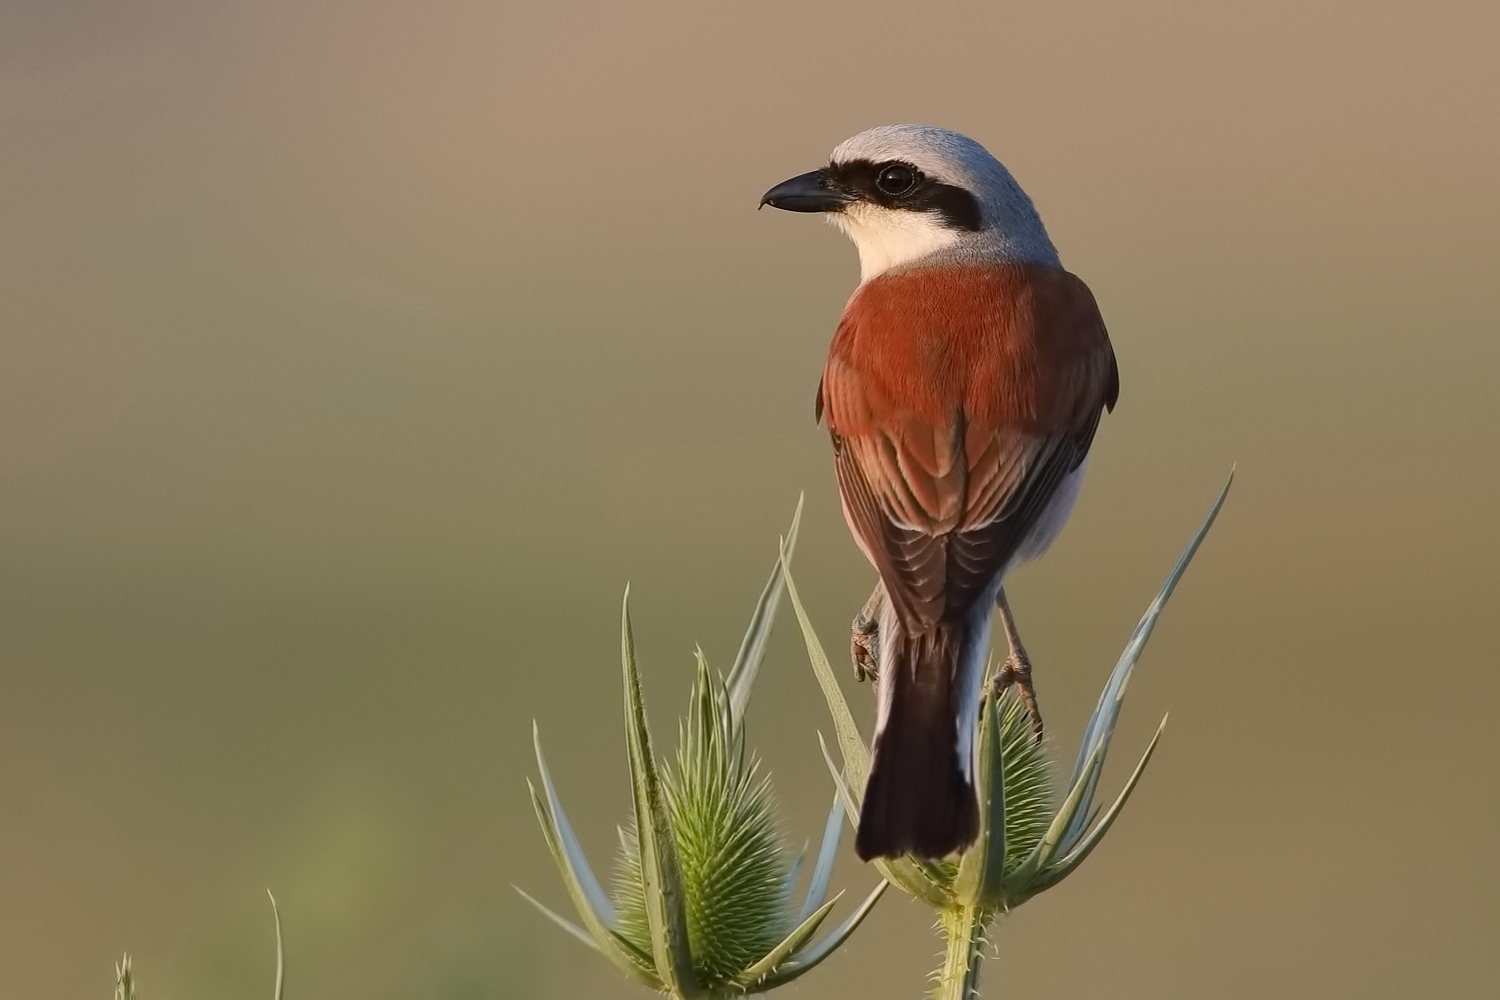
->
[[994, 588, 1044, 741], [850, 583, 886, 683], [851, 617, 879, 682], [992, 649, 1044, 740]]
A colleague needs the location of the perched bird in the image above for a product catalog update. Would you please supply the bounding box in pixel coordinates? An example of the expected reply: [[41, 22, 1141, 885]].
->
[[762, 125, 1118, 860]]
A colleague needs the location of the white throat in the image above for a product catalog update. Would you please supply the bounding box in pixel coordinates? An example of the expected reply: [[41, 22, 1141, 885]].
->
[[831, 204, 966, 281]]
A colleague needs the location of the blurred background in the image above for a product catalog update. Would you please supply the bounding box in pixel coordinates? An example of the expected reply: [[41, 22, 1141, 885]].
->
[[1, 0, 1497, 996]]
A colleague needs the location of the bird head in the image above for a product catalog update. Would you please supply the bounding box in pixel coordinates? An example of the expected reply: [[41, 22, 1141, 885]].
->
[[761, 124, 1059, 281]]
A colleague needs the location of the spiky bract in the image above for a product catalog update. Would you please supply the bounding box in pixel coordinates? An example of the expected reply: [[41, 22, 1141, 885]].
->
[[614, 659, 791, 987], [523, 504, 887, 999]]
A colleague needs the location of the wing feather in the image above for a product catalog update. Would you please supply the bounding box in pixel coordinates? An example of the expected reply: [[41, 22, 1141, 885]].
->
[[821, 263, 1116, 630]]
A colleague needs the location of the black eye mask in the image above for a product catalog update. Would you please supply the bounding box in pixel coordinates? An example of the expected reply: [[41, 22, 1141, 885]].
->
[[822, 159, 984, 233]]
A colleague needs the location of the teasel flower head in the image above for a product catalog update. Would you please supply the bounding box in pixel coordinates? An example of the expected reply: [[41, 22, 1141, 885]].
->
[[784, 476, 1231, 999], [521, 504, 886, 998]]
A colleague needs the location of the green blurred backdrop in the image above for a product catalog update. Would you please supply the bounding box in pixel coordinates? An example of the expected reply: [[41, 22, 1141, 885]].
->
[[1, 0, 1497, 996]]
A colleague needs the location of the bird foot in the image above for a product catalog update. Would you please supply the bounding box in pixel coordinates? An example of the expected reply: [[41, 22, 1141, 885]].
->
[[991, 649, 1044, 741], [851, 614, 879, 683]]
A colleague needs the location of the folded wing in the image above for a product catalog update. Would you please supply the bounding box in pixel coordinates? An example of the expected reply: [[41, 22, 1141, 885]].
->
[[819, 262, 1118, 630]]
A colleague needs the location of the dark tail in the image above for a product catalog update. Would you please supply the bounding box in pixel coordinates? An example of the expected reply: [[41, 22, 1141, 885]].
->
[[855, 621, 979, 860]]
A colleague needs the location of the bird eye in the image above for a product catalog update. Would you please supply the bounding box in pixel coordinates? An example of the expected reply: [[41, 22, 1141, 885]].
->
[[875, 163, 919, 196]]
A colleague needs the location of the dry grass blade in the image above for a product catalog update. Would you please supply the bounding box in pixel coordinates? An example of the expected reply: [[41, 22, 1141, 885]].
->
[[266, 890, 285, 1000]]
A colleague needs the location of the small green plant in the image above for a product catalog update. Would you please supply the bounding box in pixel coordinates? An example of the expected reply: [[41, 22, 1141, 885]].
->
[[786, 475, 1231, 999], [110, 892, 285, 1000], [521, 507, 886, 998], [114, 955, 135, 1000]]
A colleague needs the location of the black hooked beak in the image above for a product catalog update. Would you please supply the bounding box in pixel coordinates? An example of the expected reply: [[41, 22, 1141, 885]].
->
[[759, 169, 855, 213]]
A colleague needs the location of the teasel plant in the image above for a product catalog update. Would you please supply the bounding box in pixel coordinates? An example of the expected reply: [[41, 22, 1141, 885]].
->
[[783, 475, 1231, 1000], [520, 502, 888, 998]]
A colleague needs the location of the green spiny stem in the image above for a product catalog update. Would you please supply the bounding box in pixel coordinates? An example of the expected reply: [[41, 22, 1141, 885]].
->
[[931, 905, 998, 1000]]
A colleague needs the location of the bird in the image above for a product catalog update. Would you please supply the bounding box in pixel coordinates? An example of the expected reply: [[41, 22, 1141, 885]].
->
[[761, 125, 1118, 861]]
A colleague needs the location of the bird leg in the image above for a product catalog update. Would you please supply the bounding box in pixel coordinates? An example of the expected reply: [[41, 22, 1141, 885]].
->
[[991, 588, 1044, 739], [850, 583, 885, 683]]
